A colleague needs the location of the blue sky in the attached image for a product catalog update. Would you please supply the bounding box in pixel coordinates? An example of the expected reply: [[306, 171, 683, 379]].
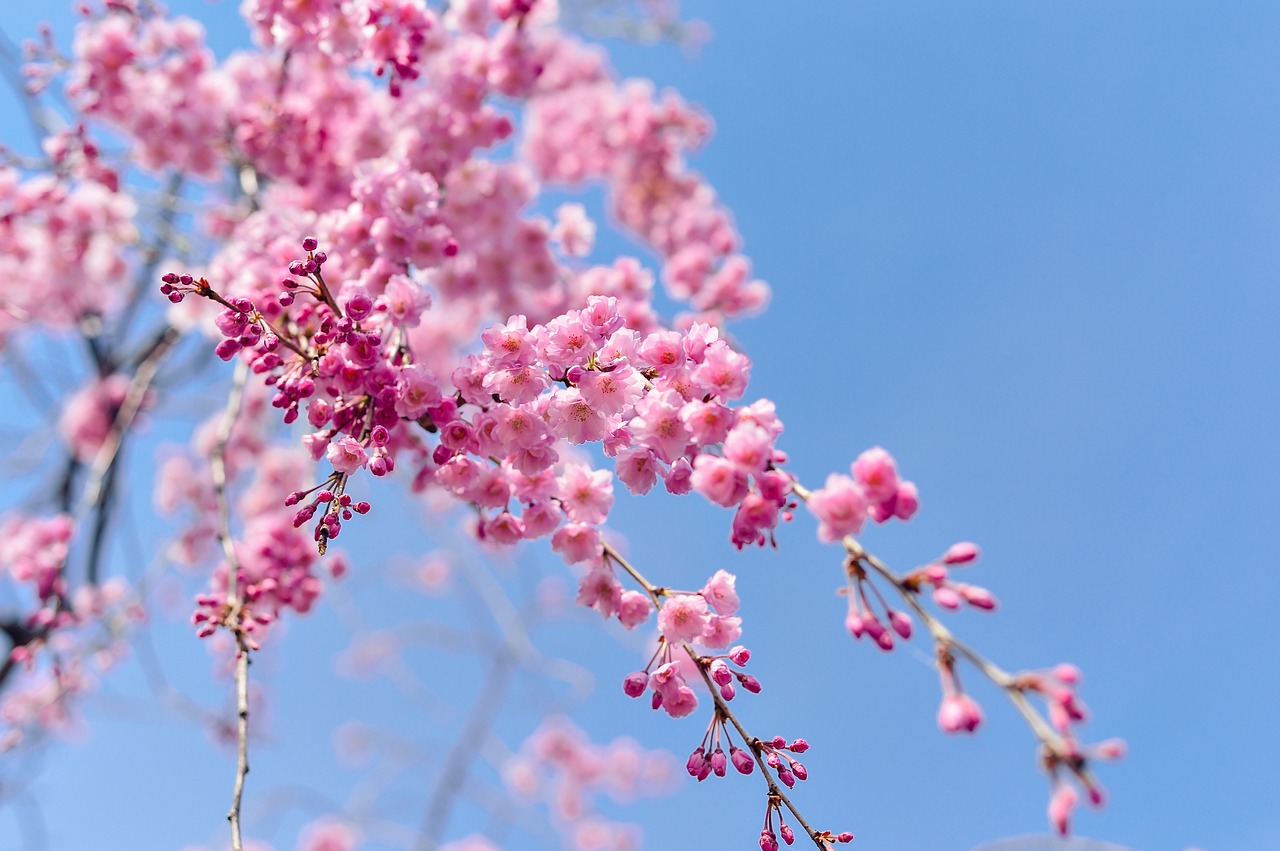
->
[[0, 1, 1277, 850]]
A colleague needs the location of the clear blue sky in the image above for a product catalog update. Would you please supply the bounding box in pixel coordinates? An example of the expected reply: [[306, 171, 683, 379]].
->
[[0, 2, 1276, 850]]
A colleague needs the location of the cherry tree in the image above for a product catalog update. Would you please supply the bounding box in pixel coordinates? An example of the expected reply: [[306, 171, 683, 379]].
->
[[0, 1, 1121, 849]]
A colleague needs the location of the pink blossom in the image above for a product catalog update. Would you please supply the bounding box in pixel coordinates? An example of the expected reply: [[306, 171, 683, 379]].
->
[[617, 590, 653, 629], [806, 473, 867, 542], [657, 594, 710, 643], [852, 446, 899, 503], [552, 202, 596, 257], [551, 522, 602, 564], [700, 569, 739, 616], [326, 436, 368, 474], [690, 455, 749, 508], [615, 447, 659, 495], [575, 564, 622, 618], [556, 464, 614, 525]]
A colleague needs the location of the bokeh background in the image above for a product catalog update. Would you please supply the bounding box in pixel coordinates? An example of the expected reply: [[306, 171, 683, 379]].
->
[[0, 1, 1275, 849]]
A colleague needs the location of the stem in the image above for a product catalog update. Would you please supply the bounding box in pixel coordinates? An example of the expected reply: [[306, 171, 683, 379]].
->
[[212, 361, 251, 851], [601, 541, 830, 849], [789, 481, 1069, 759]]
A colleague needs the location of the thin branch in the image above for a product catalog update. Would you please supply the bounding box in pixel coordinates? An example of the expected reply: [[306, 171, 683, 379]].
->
[[601, 541, 830, 849], [788, 481, 1069, 759], [211, 360, 251, 851]]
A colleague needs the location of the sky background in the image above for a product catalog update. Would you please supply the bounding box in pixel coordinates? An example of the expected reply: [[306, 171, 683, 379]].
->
[[0, 1, 1277, 850]]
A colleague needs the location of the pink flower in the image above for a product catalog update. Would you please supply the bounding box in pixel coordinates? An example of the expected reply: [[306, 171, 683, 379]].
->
[[722, 423, 773, 476], [617, 590, 653, 629], [657, 594, 710, 643], [575, 564, 622, 618], [326, 436, 368, 475], [556, 464, 614, 525], [700, 615, 742, 649], [615, 447, 659, 495], [690, 455, 749, 508], [551, 522, 602, 564], [700, 569, 739, 616], [629, 389, 689, 463], [547, 389, 613, 445], [807, 473, 867, 542], [394, 364, 442, 419], [852, 446, 899, 502], [552, 202, 596, 257]]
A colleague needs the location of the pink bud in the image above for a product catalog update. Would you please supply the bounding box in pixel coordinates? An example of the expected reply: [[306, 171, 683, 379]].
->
[[1048, 784, 1078, 836], [789, 739, 809, 753], [729, 645, 751, 666], [780, 825, 795, 845], [777, 768, 796, 788], [686, 747, 706, 777], [1094, 738, 1126, 760], [720, 683, 736, 701], [889, 610, 913, 639], [709, 659, 733, 686], [710, 747, 727, 776], [759, 830, 778, 851], [771, 736, 787, 749], [738, 674, 762, 693], [1053, 663, 1082, 684], [622, 671, 648, 698], [937, 693, 983, 734], [837, 833, 854, 843], [933, 586, 962, 609], [960, 585, 997, 610], [790, 761, 807, 781], [942, 542, 980, 564], [731, 745, 754, 774], [845, 610, 865, 638]]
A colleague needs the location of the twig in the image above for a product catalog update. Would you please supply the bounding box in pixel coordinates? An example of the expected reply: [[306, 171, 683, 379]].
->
[[601, 541, 830, 849], [211, 360, 251, 851], [788, 481, 1069, 759]]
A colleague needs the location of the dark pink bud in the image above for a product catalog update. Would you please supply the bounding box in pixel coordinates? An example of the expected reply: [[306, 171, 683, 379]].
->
[[719, 683, 736, 700], [730, 745, 754, 774], [729, 645, 751, 666], [686, 747, 706, 777], [874, 630, 895, 651], [1048, 784, 1078, 836], [889, 610, 913, 639], [960, 584, 997, 610], [738, 674, 762, 693], [780, 825, 795, 845], [622, 671, 648, 697], [837, 832, 854, 843], [709, 659, 733, 686], [771, 736, 787, 749], [302, 236, 319, 252], [790, 761, 807, 781], [279, 292, 295, 306], [942, 541, 980, 564], [759, 830, 778, 851], [288, 260, 305, 276], [354, 501, 371, 514], [789, 739, 809, 753], [313, 251, 327, 264], [214, 339, 241, 361], [161, 272, 179, 284], [710, 747, 727, 776], [777, 768, 796, 788]]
